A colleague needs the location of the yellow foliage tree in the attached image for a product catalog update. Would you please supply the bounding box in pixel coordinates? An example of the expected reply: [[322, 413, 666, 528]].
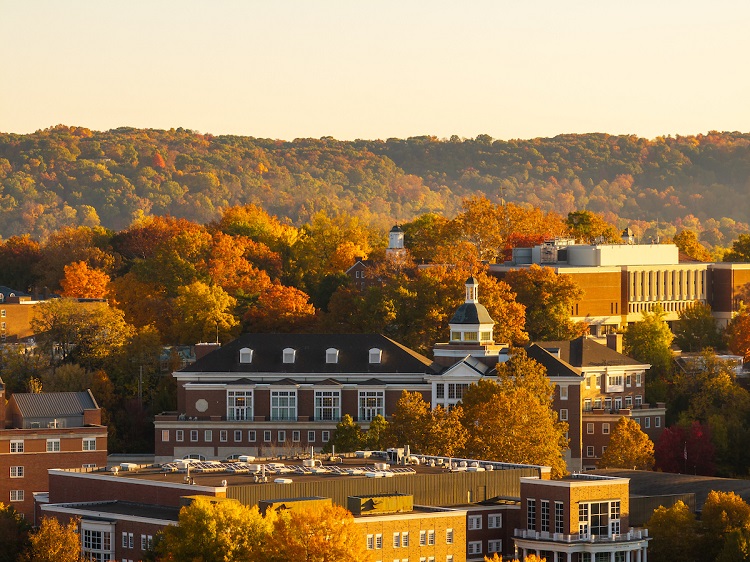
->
[[597, 417, 654, 470], [21, 516, 82, 562], [60, 260, 110, 299], [263, 504, 366, 562]]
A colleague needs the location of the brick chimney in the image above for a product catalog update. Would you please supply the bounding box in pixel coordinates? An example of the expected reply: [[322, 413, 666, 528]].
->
[[606, 334, 623, 354], [195, 342, 221, 361]]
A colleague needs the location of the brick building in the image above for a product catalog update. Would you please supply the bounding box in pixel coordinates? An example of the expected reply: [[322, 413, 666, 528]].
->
[[514, 473, 649, 562], [0, 383, 107, 519], [490, 237, 750, 334]]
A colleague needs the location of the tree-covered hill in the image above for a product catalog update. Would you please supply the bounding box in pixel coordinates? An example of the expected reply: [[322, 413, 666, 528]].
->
[[1, 126, 749, 241]]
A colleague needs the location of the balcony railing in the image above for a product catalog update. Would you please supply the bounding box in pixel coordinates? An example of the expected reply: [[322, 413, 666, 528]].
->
[[514, 528, 648, 544]]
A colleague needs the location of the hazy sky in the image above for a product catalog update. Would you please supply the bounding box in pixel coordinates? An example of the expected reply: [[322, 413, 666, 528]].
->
[[3, 1, 749, 141]]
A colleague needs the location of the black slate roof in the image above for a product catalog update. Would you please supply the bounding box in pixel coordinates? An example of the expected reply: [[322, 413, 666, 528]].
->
[[11, 391, 98, 419], [533, 336, 642, 368], [182, 333, 437, 375], [449, 302, 494, 325], [0, 286, 29, 299], [526, 344, 581, 378]]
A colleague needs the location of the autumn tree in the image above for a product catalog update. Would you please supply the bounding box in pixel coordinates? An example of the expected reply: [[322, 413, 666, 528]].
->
[[647, 500, 700, 562], [59, 261, 110, 299], [364, 414, 388, 450], [154, 497, 272, 562], [461, 351, 569, 478], [21, 516, 82, 562], [566, 210, 621, 243], [31, 299, 135, 370], [264, 504, 366, 562], [701, 491, 750, 560], [0, 235, 42, 291], [623, 305, 674, 403], [242, 283, 316, 333], [724, 234, 750, 262], [726, 308, 750, 362], [597, 417, 655, 470], [170, 281, 239, 344], [654, 421, 715, 475], [674, 301, 721, 352], [673, 229, 712, 262], [504, 264, 586, 341]]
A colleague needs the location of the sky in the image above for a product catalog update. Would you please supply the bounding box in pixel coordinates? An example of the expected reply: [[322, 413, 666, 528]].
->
[[2, 1, 749, 141]]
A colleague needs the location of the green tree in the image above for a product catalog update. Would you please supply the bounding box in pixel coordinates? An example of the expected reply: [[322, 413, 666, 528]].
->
[[364, 414, 388, 450], [154, 497, 272, 562], [326, 414, 365, 453], [264, 504, 366, 562], [623, 305, 674, 403], [647, 500, 700, 562], [674, 301, 721, 352], [597, 417, 655, 470], [0, 504, 31, 562], [21, 516, 82, 562], [505, 264, 586, 341]]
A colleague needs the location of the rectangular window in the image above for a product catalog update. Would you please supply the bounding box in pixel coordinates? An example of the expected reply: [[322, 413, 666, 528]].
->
[[634, 417, 641, 425], [129, 533, 134, 549], [278, 430, 286, 443], [141, 535, 147, 550], [636, 373, 642, 386], [264, 430, 272, 442], [635, 395, 643, 407], [292, 430, 300, 442], [227, 390, 253, 421], [248, 430, 256, 442], [488, 514, 502, 529], [1, 310, 5, 317], [176, 430, 184, 442], [419, 531, 426, 546], [587, 446, 595, 457], [614, 397, 622, 411], [560, 409, 568, 421], [448, 383, 469, 400], [645, 417, 651, 428], [234, 430, 242, 442], [83, 437, 97, 450], [602, 423, 610, 435], [10, 490, 23, 502], [427, 530, 435, 545], [468, 515, 482, 530], [584, 398, 592, 411], [375, 534, 383, 549], [315, 390, 341, 421], [527, 499, 536, 530], [626, 375, 632, 387], [367, 535, 374, 550], [122, 532, 128, 548], [393, 532, 400, 548], [541, 500, 550, 532], [587, 423, 594, 434], [596, 376, 601, 389], [190, 430, 198, 442], [468, 541, 482, 555], [589, 502, 608, 536], [10, 440, 23, 453], [586, 376, 591, 389], [358, 390, 385, 421], [220, 430, 228, 442], [625, 396, 633, 408], [204, 430, 213, 442], [10, 466, 23, 478], [46, 439, 60, 452], [555, 501, 564, 533], [560, 386, 568, 400], [322, 431, 330, 443], [271, 390, 297, 421], [308, 431, 315, 443], [488, 540, 502, 553], [402, 532, 409, 547], [436, 384, 445, 399], [160, 430, 169, 443], [605, 397, 612, 411], [446, 528, 453, 544], [655, 417, 661, 428]]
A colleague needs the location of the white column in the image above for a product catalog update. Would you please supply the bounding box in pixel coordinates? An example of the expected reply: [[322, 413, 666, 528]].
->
[[626, 550, 631, 562], [643, 546, 648, 562], [567, 552, 571, 562], [611, 551, 616, 562]]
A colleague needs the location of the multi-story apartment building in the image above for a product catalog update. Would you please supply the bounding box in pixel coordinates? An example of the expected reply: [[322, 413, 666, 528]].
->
[[514, 473, 649, 562], [0, 382, 107, 519], [527, 336, 664, 472], [490, 236, 750, 334]]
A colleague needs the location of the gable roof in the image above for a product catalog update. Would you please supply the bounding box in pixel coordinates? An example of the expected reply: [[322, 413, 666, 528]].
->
[[182, 333, 437, 375], [526, 344, 581, 378], [11, 390, 98, 419], [531, 336, 643, 368]]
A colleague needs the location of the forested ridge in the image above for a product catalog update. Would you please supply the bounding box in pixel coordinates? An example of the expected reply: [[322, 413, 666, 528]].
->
[[2, 126, 750, 244]]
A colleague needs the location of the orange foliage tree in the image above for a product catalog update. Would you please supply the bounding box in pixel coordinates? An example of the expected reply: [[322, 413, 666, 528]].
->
[[60, 261, 110, 299]]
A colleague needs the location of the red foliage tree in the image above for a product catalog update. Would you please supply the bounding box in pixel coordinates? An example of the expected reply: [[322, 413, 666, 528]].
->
[[654, 421, 715, 475]]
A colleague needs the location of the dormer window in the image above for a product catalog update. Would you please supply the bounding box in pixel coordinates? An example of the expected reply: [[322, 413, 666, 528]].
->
[[239, 347, 253, 364], [326, 348, 339, 364], [369, 348, 382, 364], [283, 348, 296, 364]]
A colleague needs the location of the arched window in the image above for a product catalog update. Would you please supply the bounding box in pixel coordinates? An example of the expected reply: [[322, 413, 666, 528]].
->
[[368, 348, 382, 364], [283, 348, 296, 364]]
